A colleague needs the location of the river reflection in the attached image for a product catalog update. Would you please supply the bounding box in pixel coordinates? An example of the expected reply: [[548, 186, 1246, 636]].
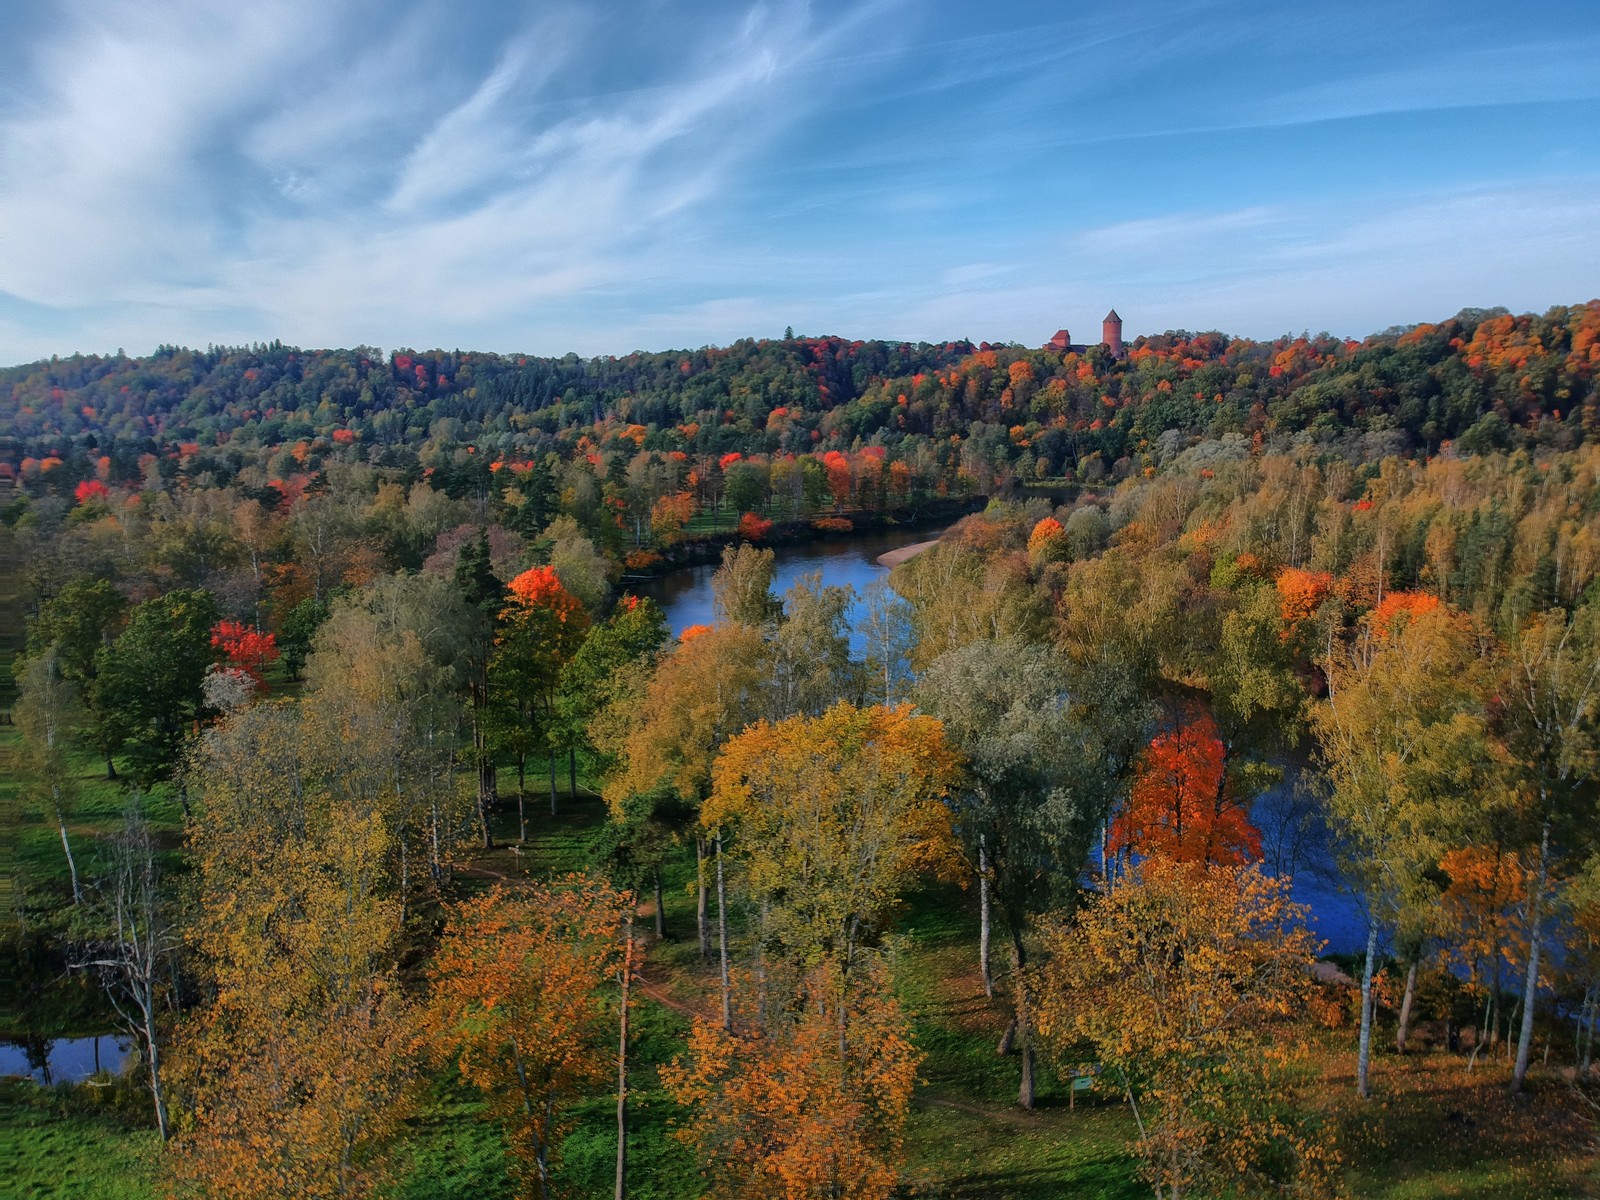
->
[[634, 523, 951, 648], [0, 1035, 131, 1085]]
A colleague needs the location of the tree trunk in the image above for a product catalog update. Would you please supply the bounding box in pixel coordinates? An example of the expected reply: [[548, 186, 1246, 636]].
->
[[1512, 819, 1551, 1094], [996, 1019, 1015, 1057], [477, 753, 494, 850], [145, 1005, 169, 1141], [653, 867, 668, 939], [1358, 915, 1378, 1099], [978, 836, 993, 999], [696, 838, 711, 961], [1012, 931, 1034, 1109], [569, 745, 579, 800], [518, 757, 527, 843], [1396, 958, 1419, 1054], [548, 753, 559, 817], [56, 809, 81, 905], [616, 921, 632, 1200], [1585, 986, 1596, 1073], [716, 833, 731, 1031], [105, 754, 117, 782]]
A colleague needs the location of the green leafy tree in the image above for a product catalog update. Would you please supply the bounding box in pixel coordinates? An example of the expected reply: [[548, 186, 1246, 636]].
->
[[15, 649, 86, 903], [93, 589, 221, 801], [1495, 604, 1600, 1093], [455, 528, 505, 847], [276, 596, 330, 681], [1313, 601, 1489, 1098], [27, 577, 126, 777], [915, 637, 1145, 1108]]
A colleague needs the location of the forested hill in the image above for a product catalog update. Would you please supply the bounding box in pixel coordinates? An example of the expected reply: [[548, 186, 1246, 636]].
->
[[3, 301, 1597, 494]]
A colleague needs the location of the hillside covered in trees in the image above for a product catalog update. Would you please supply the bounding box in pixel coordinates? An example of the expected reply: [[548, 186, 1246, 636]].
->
[[4, 301, 1598, 509]]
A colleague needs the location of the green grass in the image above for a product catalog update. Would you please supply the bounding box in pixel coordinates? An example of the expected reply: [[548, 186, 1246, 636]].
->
[[2, 729, 185, 904], [893, 885, 1145, 1197], [0, 1081, 160, 1200]]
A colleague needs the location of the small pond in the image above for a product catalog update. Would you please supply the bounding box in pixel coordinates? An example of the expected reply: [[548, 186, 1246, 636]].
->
[[0, 1035, 132, 1085]]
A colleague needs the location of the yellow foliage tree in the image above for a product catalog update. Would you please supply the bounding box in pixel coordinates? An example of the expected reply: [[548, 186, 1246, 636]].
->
[[170, 703, 419, 1199], [705, 702, 963, 985], [1038, 859, 1336, 1200]]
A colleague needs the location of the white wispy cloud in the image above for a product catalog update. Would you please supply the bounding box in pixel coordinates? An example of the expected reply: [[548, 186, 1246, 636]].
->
[[0, 0, 1596, 363], [0, 0, 888, 358]]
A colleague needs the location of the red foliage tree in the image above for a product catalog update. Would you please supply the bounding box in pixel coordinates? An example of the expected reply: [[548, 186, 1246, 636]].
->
[[210, 620, 280, 688], [74, 478, 109, 505], [1110, 708, 1262, 867], [737, 512, 774, 542]]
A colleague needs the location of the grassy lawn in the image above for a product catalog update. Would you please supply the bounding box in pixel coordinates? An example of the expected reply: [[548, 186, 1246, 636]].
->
[[0, 1080, 161, 1200]]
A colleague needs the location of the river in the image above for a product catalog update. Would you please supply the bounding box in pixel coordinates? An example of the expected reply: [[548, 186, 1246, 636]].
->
[[0, 1035, 131, 1085], [635, 523, 952, 644], [633, 524, 1363, 954]]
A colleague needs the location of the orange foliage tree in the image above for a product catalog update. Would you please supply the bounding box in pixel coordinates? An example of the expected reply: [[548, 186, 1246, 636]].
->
[[425, 877, 628, 1200], [1027, 516, 1066, 564], [1110, 708, 1262, 867], [1038, 859, 1335, 1200], [1370, 589, 1441, 637], [1274, 566, 1331, 629], [650, 491, 695, 545], [662, 961, 919, 1200]]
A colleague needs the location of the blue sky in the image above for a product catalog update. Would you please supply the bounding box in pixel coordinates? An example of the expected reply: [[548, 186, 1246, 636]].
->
[[0, 0, 1596, 364]]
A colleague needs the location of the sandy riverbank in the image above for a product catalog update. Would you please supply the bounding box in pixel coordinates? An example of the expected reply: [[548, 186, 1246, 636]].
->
[[876, 538, 940, 569]]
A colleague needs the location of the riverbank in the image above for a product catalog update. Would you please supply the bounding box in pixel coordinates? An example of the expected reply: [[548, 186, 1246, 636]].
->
[[621, 497, 984, 580], [876, 538, 940, 569]]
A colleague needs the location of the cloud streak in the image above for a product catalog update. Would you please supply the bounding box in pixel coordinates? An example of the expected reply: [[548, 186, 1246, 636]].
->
[[0, 0, 1596, 363]]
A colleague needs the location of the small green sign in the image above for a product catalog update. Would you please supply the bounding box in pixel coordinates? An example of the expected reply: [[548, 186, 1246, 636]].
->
[[1072, 1076, 1093, 1091]]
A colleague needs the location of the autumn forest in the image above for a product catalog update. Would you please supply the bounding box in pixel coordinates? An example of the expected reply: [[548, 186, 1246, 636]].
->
[[5, 299, 1600, 1199]]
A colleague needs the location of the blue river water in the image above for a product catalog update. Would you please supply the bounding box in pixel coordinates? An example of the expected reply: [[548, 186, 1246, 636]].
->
[[635, 524, 945, 647], [634, 528, 1365, 953]]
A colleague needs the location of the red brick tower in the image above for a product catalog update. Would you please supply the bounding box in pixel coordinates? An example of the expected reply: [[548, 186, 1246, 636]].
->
[[1102, 309, 1123, 358]]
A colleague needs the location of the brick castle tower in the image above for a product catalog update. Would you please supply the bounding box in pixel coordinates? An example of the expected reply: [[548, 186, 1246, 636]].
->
[[1102, 309, 1123, 358]]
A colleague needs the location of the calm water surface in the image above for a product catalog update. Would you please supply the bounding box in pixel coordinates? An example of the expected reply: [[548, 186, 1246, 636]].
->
[[635, 524, 950, 643], [0, 1035, 131, 1085]]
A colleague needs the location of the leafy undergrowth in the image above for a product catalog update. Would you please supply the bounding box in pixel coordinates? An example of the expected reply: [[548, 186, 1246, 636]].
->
[[1328, 1049, 1597, 1199]]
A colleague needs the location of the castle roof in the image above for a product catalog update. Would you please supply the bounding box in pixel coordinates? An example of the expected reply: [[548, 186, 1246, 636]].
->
[[1104, 309, 1121, 323]]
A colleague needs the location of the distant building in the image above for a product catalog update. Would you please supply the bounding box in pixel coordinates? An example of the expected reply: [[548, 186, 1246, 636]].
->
[[1103, 309, 1123, 358], [1043, 310, 1127, 359]]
